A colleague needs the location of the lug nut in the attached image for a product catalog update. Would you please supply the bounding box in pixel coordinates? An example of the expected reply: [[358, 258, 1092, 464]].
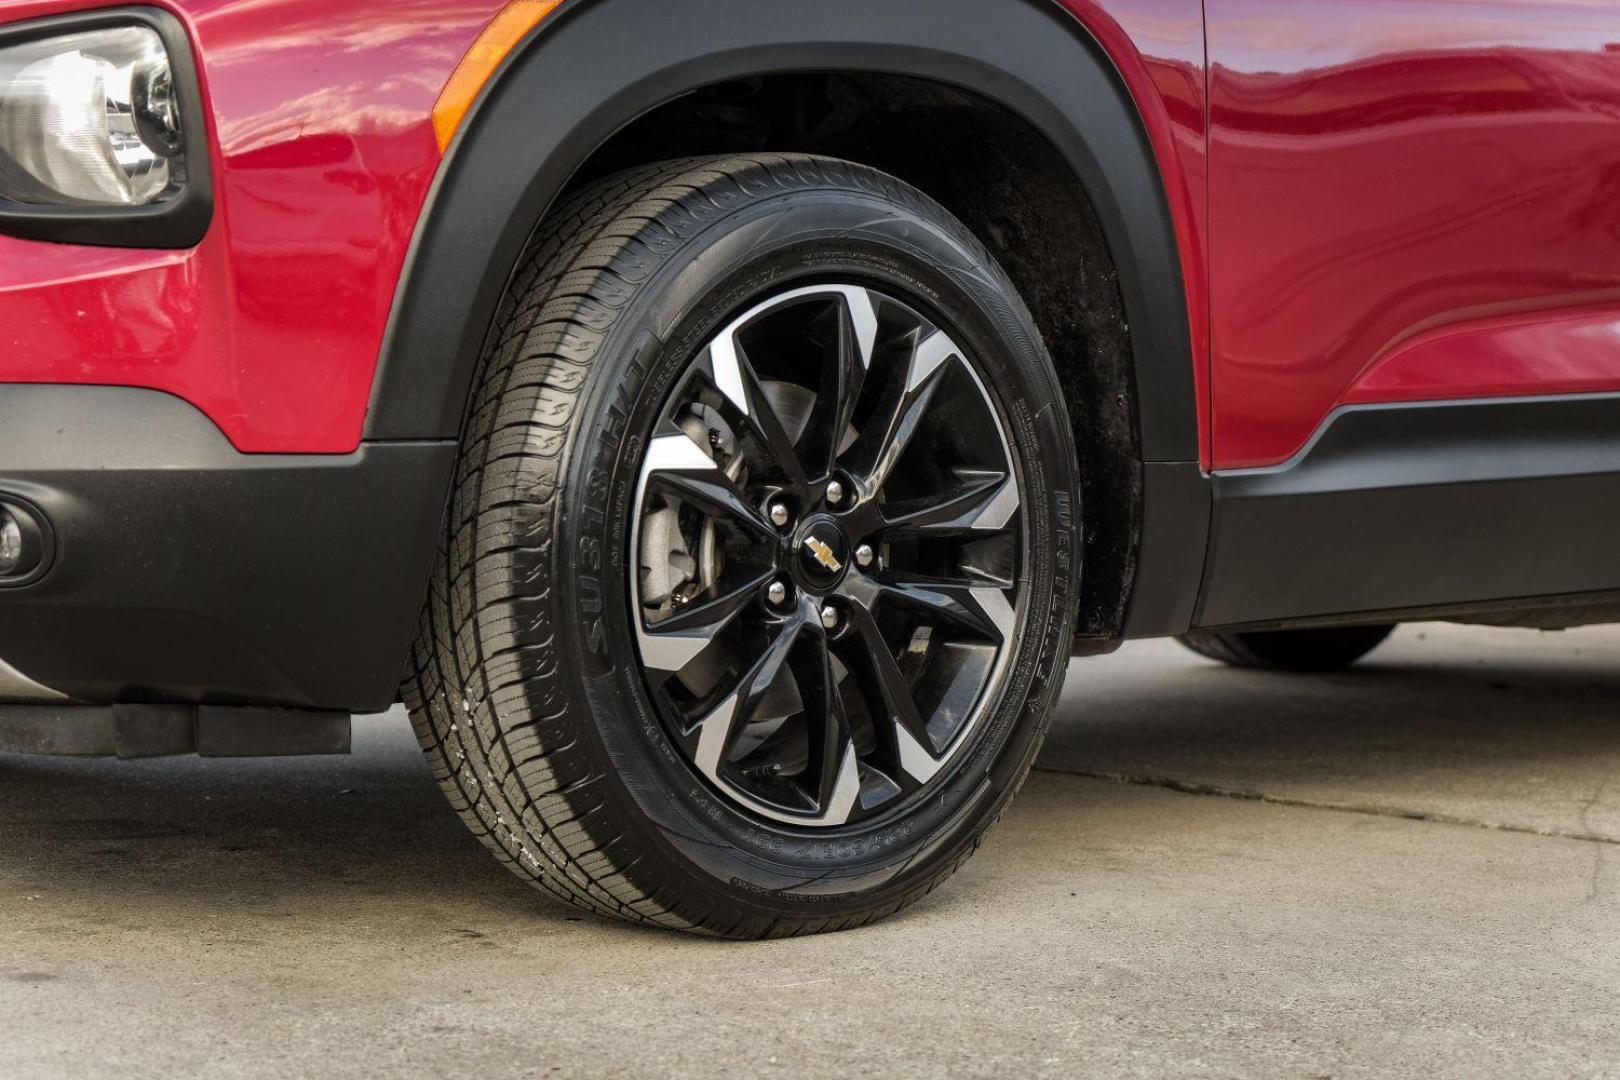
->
[[819, 604, 840, 630], [769, 502, 791, 528], [854, 543, 875, 569], [766, 580, 789, 606], [825, 480, 845, 506]]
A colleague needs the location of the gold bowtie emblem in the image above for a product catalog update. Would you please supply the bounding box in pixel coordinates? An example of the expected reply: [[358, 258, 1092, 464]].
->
[[803, 536, 843, 573]]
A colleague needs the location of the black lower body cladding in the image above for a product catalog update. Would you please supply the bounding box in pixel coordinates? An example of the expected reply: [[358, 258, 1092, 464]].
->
[[0, 384, 452, 710]]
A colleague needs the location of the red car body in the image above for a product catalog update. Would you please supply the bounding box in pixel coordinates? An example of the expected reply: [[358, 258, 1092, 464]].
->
[[0, 0, 1210, 458], [1209, 2, 1620, 469], [2, 0, 1618, 712], [7, 0, 1619, 466]]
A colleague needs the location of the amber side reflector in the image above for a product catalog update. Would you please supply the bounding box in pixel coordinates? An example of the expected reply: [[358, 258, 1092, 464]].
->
[[432, 0, 565, 154]]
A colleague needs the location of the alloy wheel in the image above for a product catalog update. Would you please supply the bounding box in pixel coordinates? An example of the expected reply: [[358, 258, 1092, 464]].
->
[[632, 283, 1024, 827]]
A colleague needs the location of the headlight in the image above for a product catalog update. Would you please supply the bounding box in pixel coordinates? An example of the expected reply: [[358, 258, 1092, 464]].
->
[[0, 24, 186, 207]]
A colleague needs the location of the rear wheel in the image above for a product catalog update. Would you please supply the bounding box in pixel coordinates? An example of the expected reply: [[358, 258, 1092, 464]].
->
[[1178, 625, 1396, 672], [401, 155, 1080, 937]]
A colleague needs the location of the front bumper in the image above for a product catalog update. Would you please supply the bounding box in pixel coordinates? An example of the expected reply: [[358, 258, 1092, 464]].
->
[[0, 385, 454, 711]]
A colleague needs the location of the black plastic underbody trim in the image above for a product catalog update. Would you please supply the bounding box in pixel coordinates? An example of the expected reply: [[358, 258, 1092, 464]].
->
[[0, 7, 214, 248], [1197, 394, 1620, 629], [0, 703, 351, 758], [0, 386, 453, 711], [1118, 461, 1210, 638], [365, 0, 1199, 465]]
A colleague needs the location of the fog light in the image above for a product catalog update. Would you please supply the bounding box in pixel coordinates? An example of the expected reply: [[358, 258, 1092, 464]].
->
[[0, 499, 50, 584], [0, 510, 19, 576], [0, 25, 185, 206]]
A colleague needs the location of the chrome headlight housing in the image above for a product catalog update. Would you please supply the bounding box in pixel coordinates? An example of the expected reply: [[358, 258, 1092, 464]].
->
[[0, 8, 211, 247]]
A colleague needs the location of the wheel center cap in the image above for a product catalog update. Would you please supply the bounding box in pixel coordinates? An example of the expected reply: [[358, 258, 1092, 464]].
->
[[795, 517, 849, 589]]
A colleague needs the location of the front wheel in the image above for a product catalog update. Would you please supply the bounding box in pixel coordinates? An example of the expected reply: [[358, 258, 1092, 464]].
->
[[401, 155, 1081, 937]]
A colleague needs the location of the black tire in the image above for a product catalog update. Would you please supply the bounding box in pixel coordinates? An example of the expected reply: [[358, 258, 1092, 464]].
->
[[400, 154, 1081, 938], [1178, 624, 1395, 672]]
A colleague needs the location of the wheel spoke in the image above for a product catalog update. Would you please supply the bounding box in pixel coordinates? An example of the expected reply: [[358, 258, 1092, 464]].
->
[[792, 631, 859, 820], [798, 290, 879, 479], [841, 330, 957, 494], [836, 603, 942, 785], [708, 334, 812, 489], [864, 572, 1015, 644], [638, 567, 775, 674], [694, 610, 807, 780], [879, 469, 1017, 539], [646, 569, 772, 636], [640, 433, 775, 539]]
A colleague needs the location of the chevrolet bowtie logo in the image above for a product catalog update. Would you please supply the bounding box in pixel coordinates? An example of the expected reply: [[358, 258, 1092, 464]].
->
[[803, 536, 843, 573]]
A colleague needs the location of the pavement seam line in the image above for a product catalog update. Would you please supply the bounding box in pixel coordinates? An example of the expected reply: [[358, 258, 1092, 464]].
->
[[1034, 765, 1620, 847]]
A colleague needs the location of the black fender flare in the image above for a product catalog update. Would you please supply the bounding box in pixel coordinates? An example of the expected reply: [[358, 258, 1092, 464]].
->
[[364, 0, 1200, 468]]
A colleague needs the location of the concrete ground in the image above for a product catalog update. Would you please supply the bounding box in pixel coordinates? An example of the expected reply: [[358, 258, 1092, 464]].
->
[[2, 624, 1618, 1079]]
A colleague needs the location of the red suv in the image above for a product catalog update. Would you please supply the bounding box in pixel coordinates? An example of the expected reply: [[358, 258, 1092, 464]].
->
[[1, 0, 1616, 937]]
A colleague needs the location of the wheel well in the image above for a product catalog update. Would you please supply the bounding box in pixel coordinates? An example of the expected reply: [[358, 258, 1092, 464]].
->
[[567, 73, 1142, 639]]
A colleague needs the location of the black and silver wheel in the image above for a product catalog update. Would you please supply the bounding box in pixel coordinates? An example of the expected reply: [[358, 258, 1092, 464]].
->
[[633, 283, 1024, 827], [1178, 624, 1396, 672], [403, 155, 1080, 937]]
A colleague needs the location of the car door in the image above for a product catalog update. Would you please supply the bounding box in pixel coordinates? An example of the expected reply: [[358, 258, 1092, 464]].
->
[[1199, 1, 1620, 624]]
